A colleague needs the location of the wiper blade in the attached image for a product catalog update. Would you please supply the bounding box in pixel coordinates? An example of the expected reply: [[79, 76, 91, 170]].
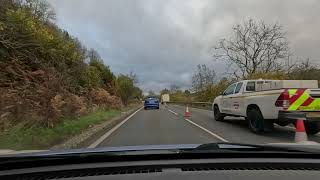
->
[[189, 143, 311, 153]]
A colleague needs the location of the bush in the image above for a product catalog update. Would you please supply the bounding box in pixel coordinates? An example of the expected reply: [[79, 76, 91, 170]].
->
[[115, 75, 135, 106], [62, 94, 87, 117], [90, 88, 123, 109], [170, 90, 189, 102]]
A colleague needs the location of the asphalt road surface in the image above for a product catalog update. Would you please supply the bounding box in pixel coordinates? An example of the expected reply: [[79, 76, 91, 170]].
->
[[95, 104, 320, 148]]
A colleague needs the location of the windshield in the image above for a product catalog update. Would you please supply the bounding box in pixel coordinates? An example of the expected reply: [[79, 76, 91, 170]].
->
[[1, 0, 320, 156]]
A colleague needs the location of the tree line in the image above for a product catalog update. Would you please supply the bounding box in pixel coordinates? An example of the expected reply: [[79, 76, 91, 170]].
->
[[0, 0, 142, 129]]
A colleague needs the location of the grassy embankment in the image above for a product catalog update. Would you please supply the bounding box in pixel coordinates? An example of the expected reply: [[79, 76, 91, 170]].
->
[[0, 105, 140, 150]]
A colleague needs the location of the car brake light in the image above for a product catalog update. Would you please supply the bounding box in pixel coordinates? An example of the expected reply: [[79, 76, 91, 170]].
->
[[275, 90, 290, 109]]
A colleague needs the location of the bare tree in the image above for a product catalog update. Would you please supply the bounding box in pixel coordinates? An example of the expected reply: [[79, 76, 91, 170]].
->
[[214, 19, 289, 78], [148, 90, 155, 97], [289, 58, 320, 80], [23, 0, 56, 22], [129, 71, 139, 84], [87, 48, 101, 61], [192, 64, 216, 92], [170, 84, 180, 93], [160, 88, 170, 95]]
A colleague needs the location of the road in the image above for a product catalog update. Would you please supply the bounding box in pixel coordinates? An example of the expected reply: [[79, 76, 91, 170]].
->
[[94, 104, 320, 148]]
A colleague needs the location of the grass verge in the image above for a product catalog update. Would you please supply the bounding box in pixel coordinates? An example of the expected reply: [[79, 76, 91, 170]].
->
[[0, 105, 138, 150]]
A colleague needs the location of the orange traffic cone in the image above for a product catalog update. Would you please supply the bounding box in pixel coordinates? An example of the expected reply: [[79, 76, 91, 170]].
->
[[295, 119, 308, 143], [184, 106, 191, 117]]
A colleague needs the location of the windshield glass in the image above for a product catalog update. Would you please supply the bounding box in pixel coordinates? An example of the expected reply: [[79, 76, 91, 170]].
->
[[223, 83, 237, 95], [1, 0, 320, 156]]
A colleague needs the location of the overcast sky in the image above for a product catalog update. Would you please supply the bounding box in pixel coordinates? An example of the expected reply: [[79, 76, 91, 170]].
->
[[49, 0, 320, 93]]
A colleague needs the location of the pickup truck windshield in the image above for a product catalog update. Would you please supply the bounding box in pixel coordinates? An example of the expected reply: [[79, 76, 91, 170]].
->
[[224, 83, 237, 95], [235, 82, 243, 93]]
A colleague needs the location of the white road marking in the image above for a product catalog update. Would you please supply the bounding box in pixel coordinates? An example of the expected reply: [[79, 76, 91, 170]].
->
[[275, 124, 296, 131], [185, 118, 229, 142], [88, 107, 143, 148], [286, 126, 296, 130], [168, 109, 178, 116], [172, 105, 298, 133], [167, 108, 228, 142]]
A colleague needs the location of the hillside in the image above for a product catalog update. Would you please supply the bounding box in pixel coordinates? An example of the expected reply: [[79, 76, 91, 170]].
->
[[0, 0, 142, 130]]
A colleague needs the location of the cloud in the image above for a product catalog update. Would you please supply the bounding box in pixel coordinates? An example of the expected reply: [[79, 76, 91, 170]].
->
[[49, 0, 320, 92]]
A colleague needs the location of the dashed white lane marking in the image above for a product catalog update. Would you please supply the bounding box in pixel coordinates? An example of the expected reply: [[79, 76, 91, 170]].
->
[[275, 124, 296, 131], [167, 108, 228, 142], [185, 118, 229, 142], [286, 126, 296, 130], [88, 107, 143, 148], [171, 105, 298, 133], [168, 109, 178, 116]]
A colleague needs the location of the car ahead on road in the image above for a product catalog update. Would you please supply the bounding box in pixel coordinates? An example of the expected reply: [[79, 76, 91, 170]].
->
[[2, 143, 320, 180], [144, 97, 160, 110], [213, 79, 320, 134]]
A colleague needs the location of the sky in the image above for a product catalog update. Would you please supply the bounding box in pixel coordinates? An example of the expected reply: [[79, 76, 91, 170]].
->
[[49, 0, 320, 93]]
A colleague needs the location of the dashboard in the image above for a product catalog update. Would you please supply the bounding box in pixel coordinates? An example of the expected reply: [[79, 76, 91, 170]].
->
[[1, 158, 320, 180]]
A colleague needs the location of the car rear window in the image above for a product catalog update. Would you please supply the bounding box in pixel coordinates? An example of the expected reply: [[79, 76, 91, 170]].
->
[[145, 98, 159, 102]]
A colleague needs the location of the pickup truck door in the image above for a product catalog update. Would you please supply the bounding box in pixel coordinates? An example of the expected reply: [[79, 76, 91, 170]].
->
[[230, 82, 244, 115], [220, 83, 237, 114]]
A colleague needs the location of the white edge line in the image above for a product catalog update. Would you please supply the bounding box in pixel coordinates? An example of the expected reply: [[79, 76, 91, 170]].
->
[[88, 107, 143, 148], [185, 118, 228, 142]]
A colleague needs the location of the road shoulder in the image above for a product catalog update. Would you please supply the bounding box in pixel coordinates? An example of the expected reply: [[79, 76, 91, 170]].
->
[[51, 105, 142, 150]]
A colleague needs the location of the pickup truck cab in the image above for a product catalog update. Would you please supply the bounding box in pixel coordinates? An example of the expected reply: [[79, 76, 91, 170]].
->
[[213, 80, 320, 134]]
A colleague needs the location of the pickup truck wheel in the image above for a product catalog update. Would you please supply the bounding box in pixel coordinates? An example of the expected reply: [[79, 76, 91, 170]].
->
[[248, 109, 264, 133], [248, 108, 274, 133], [304, 122, 320, 135], [214, 105, 225, 121]]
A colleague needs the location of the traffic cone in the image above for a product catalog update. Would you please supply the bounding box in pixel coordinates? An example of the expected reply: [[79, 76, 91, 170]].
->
[[295, 119, 308, 143], [184, 106, 191, 117]]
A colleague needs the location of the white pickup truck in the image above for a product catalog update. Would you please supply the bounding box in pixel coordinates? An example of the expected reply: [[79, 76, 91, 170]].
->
[[213, 80, 320, 134]]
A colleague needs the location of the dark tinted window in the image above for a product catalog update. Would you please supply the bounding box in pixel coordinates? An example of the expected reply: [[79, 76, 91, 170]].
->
[[246, 81, 255, 91], [235, 82, 243, 93]]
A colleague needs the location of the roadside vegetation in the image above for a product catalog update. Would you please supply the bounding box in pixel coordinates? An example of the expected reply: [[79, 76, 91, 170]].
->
[[0, 109, 119, 150], [0, 0, 142, 148], [0, 104, 139, 150]]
